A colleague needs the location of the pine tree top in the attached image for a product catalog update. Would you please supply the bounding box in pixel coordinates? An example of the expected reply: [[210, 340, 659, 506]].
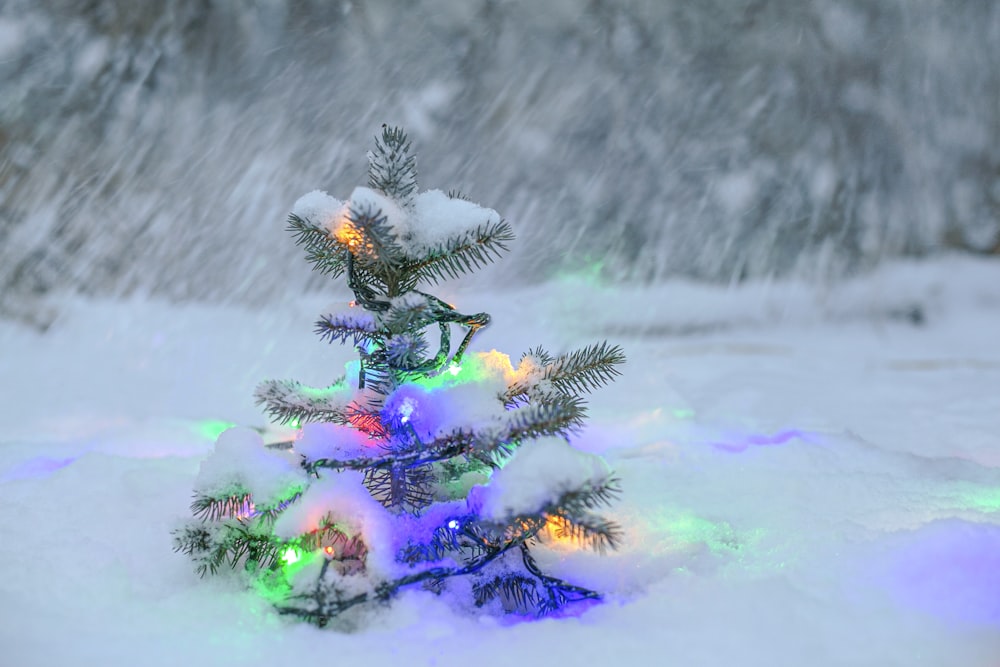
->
[[286, 127, 514, 296]]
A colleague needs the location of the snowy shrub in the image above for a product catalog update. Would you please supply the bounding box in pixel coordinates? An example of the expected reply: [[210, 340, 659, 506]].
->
[[174, 128, 625, 625]]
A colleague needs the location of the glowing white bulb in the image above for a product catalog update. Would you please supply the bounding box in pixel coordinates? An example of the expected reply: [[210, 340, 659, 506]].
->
[[398, 397, 416, 424]]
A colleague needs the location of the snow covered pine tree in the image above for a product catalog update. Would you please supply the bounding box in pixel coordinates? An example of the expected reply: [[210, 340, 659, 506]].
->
[[174, 126, 626, 625]]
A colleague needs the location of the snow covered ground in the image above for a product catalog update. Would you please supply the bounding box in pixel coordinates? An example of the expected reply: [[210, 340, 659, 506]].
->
[[2, 256, 999, 666]]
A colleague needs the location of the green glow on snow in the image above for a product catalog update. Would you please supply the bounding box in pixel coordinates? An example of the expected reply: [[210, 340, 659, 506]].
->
[[641, 509, 788, 575], [193, 419, 236, 440], [948, 483, 1000, 514]]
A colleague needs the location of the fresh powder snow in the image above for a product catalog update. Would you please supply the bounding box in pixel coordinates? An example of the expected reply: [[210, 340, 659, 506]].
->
[[2, 256, 999, 666]]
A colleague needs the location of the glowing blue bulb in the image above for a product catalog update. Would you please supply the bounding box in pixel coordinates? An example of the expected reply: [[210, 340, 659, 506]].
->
[[447, 520, 460, 530]]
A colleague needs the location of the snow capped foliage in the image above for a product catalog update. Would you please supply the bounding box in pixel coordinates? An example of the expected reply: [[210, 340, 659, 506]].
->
[[194, 427, 306, 508], [325, 186, 503, 258], [291, 190, 343, 230], [272, 473, 398, 578], [408, 189, 502, 254], [473, 437, 611, 521], [294, 423, 375, 462], [175, 128, 624, 626]]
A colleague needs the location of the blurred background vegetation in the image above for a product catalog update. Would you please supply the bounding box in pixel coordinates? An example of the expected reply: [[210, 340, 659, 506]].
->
[[1, 0, 997, 308]]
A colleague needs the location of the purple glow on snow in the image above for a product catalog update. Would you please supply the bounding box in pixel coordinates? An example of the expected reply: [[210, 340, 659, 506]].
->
[[877, 520, 1000, 627], [709, 429, 809, 453], [495, 596, 603, 625], [2, 456, 78, 481]]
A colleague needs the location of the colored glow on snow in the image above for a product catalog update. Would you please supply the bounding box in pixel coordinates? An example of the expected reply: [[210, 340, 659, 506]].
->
[[403, 349, 527, 395], [1, 456, 78, 482], [651, 512, 742, 554], [193, 419, 236, 441], [876, 520, 1000, 627], [640, 509, 782, 574], [952, 485, 1000, 513], [709, 429, 809, 454], [554, 256, 606, 287], [672, 408, 695, 419]]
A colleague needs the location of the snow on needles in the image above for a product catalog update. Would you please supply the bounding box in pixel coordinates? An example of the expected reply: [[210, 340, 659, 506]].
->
[[292, 190, 343, 228], [295, 422, 375, 461], [473, 437, 611, 521], [408, 189, 501, 251], [293, 186, 501, 258], [194, 426, 307, 506]]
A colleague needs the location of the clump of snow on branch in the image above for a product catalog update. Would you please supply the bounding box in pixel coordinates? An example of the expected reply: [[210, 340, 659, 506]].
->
[[272, 473, 399, 578], [295, 423, 376, 461], [472, 437, 611, 520], [194, 427, 306, 505], [337, 186, 407, 234], [292, 190, 343, 228], [308, 185, 501, 259], [407, 189, 501, 251], [382, 381, 505, 441], [380, 350, 536, 439]]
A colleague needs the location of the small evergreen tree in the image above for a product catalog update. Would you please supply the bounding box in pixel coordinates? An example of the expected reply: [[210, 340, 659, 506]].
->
[[174, 126, 626, 626]]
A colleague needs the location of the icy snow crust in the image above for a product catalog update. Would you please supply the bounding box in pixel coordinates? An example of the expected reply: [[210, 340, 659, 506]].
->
[[2, 257, 1000, 666]]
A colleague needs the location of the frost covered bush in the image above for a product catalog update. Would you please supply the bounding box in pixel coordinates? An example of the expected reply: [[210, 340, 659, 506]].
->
[[174, 128, 625, 625]]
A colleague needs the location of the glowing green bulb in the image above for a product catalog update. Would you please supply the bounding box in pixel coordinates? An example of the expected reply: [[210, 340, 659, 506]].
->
[[448, 363, 462, 376], [281, 547, 300, 565]]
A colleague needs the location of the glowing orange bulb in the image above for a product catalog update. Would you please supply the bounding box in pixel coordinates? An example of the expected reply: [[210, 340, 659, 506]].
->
[[324, 545, 335, 556], [334, 221, 369, 254], [544, 516, 579, 548]]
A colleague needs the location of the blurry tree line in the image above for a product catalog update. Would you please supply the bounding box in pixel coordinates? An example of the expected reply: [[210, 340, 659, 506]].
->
[[1, 0, 997, 307]]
